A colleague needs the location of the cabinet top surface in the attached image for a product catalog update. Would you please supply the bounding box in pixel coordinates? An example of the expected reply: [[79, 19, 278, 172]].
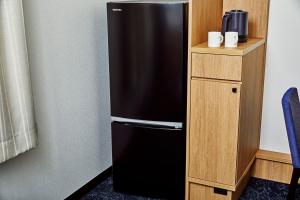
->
[[191, 38, 265, 56]]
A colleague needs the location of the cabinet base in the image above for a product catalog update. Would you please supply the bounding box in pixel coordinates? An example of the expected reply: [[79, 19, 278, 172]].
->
[[187, 168, 251, 200]]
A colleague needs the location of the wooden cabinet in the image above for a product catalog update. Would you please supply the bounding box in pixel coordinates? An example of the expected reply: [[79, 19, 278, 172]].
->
[[186, 43, 266, 200], [185, 1, 270, 199]]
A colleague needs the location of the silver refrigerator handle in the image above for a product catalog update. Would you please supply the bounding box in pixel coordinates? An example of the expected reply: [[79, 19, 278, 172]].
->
[[111, 116, 183, 129]]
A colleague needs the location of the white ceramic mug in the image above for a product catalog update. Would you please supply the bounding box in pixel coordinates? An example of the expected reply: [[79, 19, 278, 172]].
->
[[225, 32, 239, 48], [208, 32, 224, 48]]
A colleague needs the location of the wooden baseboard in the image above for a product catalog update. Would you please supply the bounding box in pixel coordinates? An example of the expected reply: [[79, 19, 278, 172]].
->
[[256, 150, 291, 164], [252, 150, 292, 184]]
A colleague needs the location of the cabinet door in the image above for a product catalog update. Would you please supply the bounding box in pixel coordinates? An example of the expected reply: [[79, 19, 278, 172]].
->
[[189, 79, 241, 186]]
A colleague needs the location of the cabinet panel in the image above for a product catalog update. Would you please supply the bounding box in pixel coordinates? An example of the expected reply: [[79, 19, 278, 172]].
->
[[189, 79, 241, 186], [236, 45, 265, 181], [192, 54, 242, 81], [222, 0, 270, 39], [189, 183, 232, 200]]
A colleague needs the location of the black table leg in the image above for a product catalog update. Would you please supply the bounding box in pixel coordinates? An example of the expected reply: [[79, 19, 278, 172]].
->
[[288, 168, 300, 200]]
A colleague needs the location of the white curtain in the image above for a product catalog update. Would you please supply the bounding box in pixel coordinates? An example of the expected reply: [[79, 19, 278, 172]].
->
[[0, 0, 38, 163]]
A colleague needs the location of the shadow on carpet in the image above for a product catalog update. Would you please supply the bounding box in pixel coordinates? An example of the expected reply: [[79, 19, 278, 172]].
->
[[81, 176, 300, 200]]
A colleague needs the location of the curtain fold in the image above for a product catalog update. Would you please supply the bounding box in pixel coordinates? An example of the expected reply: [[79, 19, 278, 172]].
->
[[0, 0, 38, 163]]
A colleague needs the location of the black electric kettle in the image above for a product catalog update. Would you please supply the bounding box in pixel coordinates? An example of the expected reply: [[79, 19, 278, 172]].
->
[[222, 10, 248, 43]]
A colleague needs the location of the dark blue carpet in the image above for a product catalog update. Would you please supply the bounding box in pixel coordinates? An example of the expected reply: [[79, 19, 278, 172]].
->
[[81, 176, 300, 200]]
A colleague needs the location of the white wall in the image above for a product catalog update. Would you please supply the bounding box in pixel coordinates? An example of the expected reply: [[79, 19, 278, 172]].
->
[[0, 0, 112, 200], [260, 0, 300, 153]]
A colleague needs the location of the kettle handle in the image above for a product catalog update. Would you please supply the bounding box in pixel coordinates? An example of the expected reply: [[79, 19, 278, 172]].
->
[[222, 13, 231, 35]]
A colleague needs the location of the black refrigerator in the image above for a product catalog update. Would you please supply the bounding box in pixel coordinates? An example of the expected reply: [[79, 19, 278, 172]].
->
[[107, 1, 188, 199]]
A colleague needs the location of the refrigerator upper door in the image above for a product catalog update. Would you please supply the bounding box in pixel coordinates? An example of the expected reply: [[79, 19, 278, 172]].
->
[[107, 2, 188, 122]]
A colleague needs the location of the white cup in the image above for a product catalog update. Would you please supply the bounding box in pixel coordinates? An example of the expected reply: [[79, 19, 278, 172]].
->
[[208, 32, 224, 48], [225, 32, 239, 48]]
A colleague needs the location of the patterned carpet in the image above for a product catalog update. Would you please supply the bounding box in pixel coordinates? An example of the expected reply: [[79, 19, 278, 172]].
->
[[81, 176, 300, 200]]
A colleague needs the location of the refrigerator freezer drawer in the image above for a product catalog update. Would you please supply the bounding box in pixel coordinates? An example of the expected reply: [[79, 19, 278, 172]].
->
[[111, 121, 185, 199]]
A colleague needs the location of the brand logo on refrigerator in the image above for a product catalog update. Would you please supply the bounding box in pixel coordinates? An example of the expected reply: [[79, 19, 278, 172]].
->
[[112, 8, 122, 11]]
